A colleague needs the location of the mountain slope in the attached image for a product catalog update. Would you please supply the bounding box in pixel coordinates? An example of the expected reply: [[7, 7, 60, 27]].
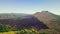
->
[[34, 11, 57, 24], [34, 11, 60, 33]]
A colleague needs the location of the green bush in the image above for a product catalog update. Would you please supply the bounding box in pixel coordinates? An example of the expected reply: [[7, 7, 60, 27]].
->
[[39, 32, 48, 34], [0, 24, 11, 32]]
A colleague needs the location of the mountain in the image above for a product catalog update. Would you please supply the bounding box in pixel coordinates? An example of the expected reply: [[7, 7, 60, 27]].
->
[[34, 11, 60, 33], [34, 11, 60, 26], [34, 11, 57, 24]]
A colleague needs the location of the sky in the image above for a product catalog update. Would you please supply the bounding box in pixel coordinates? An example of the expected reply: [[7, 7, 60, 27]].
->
[[0, 0, 60, 15]]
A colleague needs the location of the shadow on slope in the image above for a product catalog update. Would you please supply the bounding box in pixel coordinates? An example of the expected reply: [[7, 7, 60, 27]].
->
[[0, 15, 49, 30]]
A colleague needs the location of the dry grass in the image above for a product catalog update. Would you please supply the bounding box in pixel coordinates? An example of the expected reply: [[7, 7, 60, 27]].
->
[[0, 31, 15, 34]]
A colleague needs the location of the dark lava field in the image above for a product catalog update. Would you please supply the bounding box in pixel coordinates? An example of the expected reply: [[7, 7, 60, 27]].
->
[[0, 16, 49, 30]]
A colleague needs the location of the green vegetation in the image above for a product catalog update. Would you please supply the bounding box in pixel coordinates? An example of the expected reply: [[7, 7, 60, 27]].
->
[[15, 28, 48, 34], [0, 24, 39, 34], [0, 24, 11, 32], [0, 24, 59, 34]]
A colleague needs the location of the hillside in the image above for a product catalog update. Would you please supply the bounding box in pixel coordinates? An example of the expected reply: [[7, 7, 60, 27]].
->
[[34, 11, 60, 26], [34, 11, 60, 34], [34, 11, 56, 23]]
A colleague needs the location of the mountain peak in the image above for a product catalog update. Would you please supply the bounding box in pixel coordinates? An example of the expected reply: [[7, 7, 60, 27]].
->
[[35, 11, 51, 15], [42, 11, 49, 12], [41, 11, 49, 13]]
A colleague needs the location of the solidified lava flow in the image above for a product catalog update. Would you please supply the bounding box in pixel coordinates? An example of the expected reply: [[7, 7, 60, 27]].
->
[[0, 16, 49, 30]]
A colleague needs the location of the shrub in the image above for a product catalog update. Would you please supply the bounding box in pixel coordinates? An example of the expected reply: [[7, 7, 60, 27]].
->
[[0, 24, 11, 32]]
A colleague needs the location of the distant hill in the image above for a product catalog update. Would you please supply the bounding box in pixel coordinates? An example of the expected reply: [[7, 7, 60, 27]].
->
[[0, 13, 29, 19]]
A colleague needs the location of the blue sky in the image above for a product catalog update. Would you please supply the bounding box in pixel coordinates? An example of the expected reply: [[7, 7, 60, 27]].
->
[[0, 0, 60, 15]]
